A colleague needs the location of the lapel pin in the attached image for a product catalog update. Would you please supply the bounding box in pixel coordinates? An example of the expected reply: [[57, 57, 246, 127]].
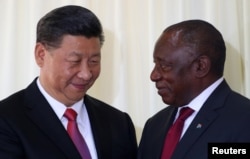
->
[[196, 123, 202, 129]]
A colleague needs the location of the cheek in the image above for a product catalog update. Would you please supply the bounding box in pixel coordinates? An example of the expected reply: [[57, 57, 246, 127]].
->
[[90, 65, 101, 77], [93, 73, 100, 81], [162, 73, 175, 84], [47, 65, 74, 86], [162, 75, 183, 96]]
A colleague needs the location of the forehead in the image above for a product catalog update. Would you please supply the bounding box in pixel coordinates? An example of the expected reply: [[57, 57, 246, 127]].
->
[[60, 35, 101, 45], [153, 31, 196, 61], [58, 35, 101, 52], [47, 35, 101, 60]]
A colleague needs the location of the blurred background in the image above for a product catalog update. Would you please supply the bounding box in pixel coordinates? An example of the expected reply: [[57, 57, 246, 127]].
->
[[0, 0, 249, 141]]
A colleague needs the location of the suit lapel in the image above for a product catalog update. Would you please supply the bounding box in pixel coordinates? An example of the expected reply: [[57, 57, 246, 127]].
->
[[172, 106, 218, 159], [84, 95, 112, 159], [24, 79, 82, 159], [148, 106, 177, 159], [172, 80, 232, 159]]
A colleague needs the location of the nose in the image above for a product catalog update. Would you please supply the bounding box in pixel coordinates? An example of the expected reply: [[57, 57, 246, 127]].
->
[[150, 66, 161, 82], [77, 63, 93, 80]]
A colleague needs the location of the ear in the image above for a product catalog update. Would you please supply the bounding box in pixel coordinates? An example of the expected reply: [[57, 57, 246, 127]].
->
[[193, 55, 211, 78], [35, 43, 47, 68]]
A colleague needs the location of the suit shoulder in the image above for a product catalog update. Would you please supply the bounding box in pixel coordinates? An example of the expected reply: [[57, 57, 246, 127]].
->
[[84, 95, 135, 133], [84, 94, 127, 115], [150, 106, 175, 118], [227, 91, 250, 109], [0, 89, 25, 112], [145, 106, 176, 126]]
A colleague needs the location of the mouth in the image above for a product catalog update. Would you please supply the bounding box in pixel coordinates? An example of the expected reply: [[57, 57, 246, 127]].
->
[[156, 84, 170, 96], [72, 83, 89, 90], [157, 87, 167, 95]]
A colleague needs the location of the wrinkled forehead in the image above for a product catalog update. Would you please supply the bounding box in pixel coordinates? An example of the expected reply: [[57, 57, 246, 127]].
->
[[153, 29, 198, 59], [156, 29, 186, 48], [155, 29, 194, 52]]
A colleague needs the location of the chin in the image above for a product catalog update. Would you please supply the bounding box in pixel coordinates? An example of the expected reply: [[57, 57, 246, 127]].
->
[[161, 96, 174, 106], [162, 98, 170, 105]]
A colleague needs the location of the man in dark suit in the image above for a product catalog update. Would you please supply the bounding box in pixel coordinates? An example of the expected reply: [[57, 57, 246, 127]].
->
[[0, 5, 137, 159], [137, 20, 250, 159]]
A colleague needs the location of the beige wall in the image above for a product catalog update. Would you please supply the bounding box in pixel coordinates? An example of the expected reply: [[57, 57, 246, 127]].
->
[[0, 0, 249, 140]]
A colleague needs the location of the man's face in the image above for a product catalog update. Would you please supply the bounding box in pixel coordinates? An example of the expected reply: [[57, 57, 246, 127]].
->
[[35, 35, 101, 106], [150, 31, 197, 106]]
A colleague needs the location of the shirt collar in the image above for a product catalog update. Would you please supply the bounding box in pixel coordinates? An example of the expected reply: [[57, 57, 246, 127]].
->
[[180, 77, 224, 112], [36, 78, 84, 121]]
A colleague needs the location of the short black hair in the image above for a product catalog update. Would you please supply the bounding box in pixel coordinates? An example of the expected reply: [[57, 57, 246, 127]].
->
[[36, 5, 104, 48], [164, 19, 226, 77]]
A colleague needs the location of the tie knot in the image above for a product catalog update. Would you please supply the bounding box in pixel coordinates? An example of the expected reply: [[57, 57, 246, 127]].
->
[[64, 109, 77, 121], [178, 107, 194, 121]]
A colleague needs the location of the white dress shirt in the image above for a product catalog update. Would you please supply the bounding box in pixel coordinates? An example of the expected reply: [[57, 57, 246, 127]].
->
[[37, 78, 98, 159], [175, 77, 224, 139]]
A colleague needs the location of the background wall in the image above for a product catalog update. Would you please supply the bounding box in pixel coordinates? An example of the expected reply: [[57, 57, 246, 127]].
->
[[0, 0, 249, 141]]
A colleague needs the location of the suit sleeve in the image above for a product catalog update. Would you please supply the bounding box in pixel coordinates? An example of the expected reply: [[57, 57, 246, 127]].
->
[[137, 119, 150, 159], [115, 113, 138, 159], [0, 118, 24, 159]]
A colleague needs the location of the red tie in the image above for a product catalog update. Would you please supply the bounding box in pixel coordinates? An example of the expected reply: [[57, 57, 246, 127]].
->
[[64, 109, 92, 159], [161, 107, 194, 159]]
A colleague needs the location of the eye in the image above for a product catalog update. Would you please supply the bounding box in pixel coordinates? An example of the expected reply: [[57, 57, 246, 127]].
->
[[89, 56, 101, 65], [66, 57, 81, 64], [159, 63, 172, 71], [68, 59, 81, 63]]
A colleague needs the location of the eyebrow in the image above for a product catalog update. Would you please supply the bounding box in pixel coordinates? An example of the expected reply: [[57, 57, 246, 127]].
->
[[67, 51, 101, 58], [68, 51, 81, 55]]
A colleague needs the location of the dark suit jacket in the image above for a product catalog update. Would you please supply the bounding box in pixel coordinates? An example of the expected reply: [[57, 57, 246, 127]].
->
[[138, 80, 250, 159], [0, 78, 137, 159]]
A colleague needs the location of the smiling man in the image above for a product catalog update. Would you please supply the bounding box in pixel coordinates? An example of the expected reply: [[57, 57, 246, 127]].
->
[[0, 5, 137, 159], [138, 20, 250, 159]]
